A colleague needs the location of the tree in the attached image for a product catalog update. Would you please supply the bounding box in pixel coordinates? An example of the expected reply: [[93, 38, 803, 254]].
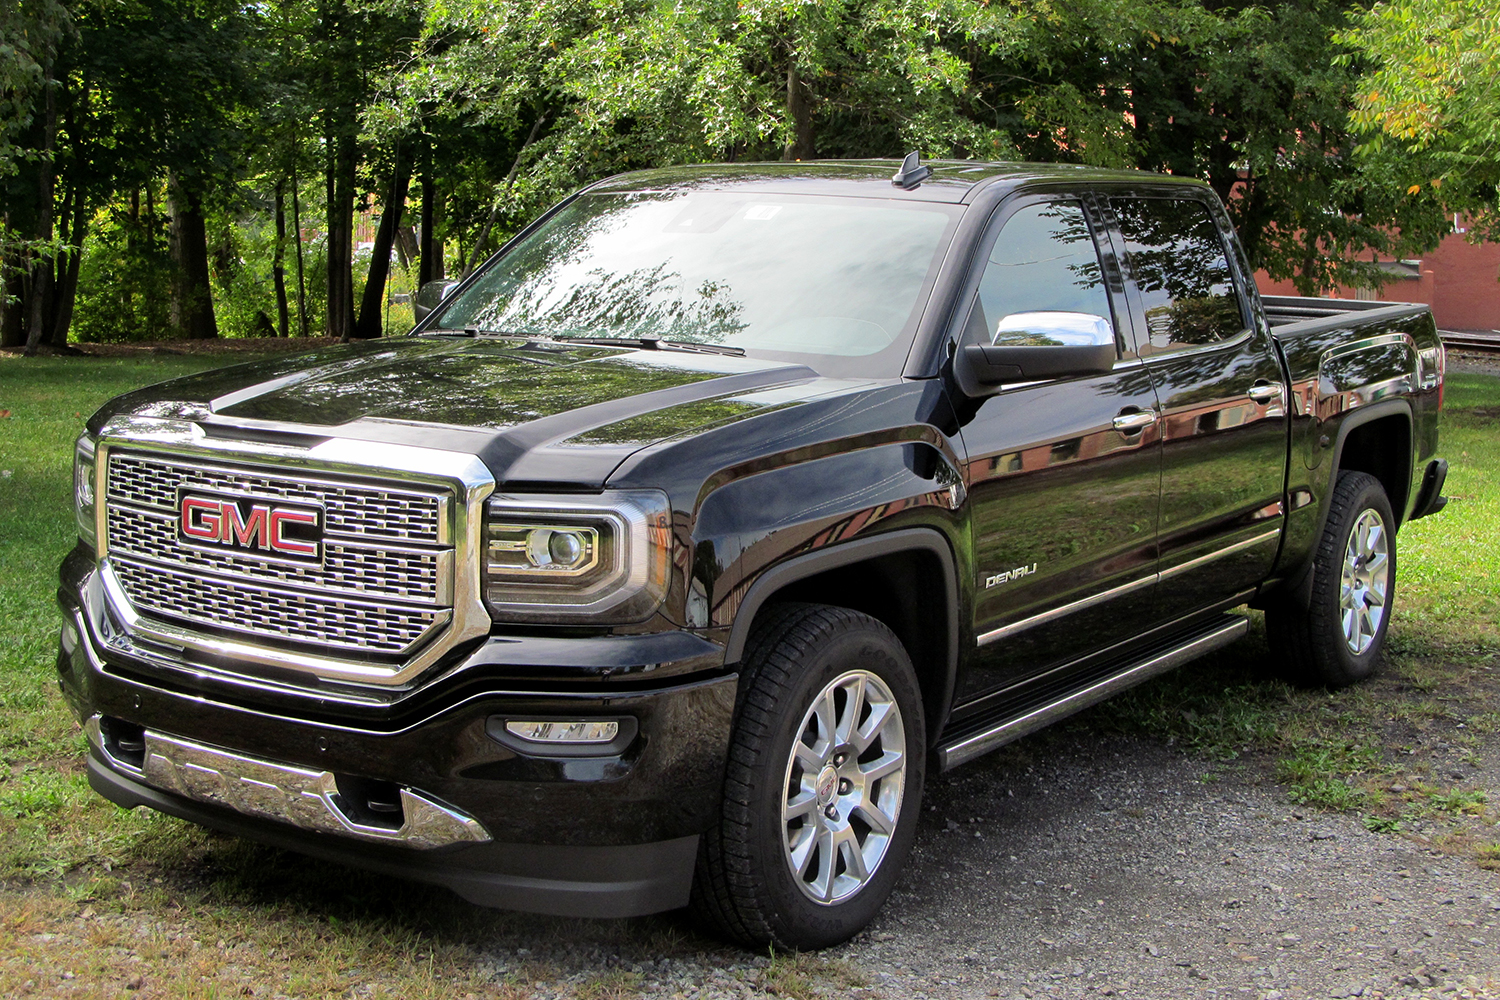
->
[[375, 0, 1445, 295], [1, 0, 72, 352], [1340, 0, 1500, 243]]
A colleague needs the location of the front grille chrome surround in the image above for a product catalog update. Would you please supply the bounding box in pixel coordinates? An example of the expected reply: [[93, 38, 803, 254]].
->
[[92, 414, 495, 687]]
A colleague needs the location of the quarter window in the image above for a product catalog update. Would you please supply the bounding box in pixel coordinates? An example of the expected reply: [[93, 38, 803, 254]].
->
[[1112, 198, 1245, 350]]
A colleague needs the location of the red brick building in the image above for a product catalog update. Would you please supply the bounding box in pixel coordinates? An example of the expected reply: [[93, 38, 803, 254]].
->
[[1256, 230, 1500, 331]]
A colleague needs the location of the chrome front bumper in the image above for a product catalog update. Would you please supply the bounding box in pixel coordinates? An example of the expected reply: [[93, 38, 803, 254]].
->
[[84, 715, 490, 850]]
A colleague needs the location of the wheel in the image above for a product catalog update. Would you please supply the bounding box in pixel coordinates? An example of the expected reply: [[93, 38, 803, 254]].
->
[[691, 603, 925, 949], [1266, 471, 1397, 687]]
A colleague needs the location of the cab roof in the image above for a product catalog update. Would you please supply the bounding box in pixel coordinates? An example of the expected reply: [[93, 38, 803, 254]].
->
[[584, 159, 1207, 205]]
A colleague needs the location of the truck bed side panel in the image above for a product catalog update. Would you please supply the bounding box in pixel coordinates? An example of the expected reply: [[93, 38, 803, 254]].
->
[[1269, 302, 1442, 590]]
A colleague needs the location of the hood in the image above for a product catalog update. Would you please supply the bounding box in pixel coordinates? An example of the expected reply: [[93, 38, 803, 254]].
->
[[90, 337, 822, 487]]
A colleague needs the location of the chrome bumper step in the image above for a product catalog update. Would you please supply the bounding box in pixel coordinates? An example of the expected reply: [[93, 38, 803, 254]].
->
[[85, 716, 490, 850]]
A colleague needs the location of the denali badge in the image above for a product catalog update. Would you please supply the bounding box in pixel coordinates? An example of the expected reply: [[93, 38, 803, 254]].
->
[[178, 493, 323, 561], [985, 563, 1038, 588]]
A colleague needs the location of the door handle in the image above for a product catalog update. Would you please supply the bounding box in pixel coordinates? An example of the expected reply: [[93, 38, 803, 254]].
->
[[1112, 410, 1157, 433], [1247, 383, 1283, 404]]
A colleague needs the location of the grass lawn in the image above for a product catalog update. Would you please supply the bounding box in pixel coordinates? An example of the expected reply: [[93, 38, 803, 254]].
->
[[0, 353, 1497, 997]]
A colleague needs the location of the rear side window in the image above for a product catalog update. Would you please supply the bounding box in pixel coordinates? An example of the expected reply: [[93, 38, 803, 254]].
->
[[1112, 198, 1245, 351], [970, 201, 1120, 354]]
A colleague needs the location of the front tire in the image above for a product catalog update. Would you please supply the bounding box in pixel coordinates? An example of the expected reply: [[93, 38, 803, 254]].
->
[[691, 604, 925, 949], [1266, 471, 1397, 687]]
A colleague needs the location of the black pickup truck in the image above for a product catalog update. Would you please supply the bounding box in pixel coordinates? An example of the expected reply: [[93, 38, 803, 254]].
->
[[58, 158, 1447, 949]]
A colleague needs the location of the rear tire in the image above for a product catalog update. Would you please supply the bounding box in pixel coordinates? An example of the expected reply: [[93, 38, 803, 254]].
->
[[691, 603, 925, 949], [1266, 471, 1396, 687]]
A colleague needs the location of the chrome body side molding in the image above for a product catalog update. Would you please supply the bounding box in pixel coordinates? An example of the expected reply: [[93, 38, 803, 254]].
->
[[978, 528, 1279, 647]]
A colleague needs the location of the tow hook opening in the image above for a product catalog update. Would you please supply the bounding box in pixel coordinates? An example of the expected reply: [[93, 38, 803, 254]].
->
[[99, 717, 146, 771], [331, 775, 405, 830]]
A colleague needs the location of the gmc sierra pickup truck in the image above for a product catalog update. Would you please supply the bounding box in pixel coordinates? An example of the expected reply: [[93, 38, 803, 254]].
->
[[58, 157, 1447, 949]]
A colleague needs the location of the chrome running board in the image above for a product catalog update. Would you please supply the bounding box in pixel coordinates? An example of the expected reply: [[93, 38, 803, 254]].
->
[[85, 716, 490, 849], [938, 616, 1249, 770]]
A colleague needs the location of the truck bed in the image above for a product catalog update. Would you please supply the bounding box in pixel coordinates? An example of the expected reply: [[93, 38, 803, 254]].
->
[[1261, 294, 1430, 332]]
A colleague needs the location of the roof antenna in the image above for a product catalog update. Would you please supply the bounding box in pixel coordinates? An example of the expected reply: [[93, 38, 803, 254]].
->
[[891, 151, 931, 190]]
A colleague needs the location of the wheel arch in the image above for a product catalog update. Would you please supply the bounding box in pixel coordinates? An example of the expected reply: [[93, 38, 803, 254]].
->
[[723, 529, 960, 744], [1329, 400, 1414, 527]]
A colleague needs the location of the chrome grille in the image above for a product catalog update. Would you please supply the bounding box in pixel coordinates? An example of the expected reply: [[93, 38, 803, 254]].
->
[[106, 504, 441, 603], [107, 453, 443, 542], [112, 558, 444, 653], [103, 450, 454, 658]]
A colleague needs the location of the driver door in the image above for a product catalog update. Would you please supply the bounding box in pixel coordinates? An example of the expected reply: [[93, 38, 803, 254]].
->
[[955, 195, 1162, 701]]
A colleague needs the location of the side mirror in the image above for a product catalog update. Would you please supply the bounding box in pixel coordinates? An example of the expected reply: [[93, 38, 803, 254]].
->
[[413, 279, 460, 324], [955, 311, 1117, 395]]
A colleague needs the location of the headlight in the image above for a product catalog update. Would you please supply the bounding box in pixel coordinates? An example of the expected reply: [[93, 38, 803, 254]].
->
[[484, 491, 671, 623], [74, 433, 97, 548]]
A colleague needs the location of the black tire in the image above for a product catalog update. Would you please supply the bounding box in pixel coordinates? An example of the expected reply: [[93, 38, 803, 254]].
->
[[1266, 471, 1397, 687], [691, 603, 926, 950]]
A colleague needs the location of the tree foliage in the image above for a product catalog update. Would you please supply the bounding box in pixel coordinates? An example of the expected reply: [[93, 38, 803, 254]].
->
[[1339, 0, 1500, 242], [0, 0, 1473, 351]]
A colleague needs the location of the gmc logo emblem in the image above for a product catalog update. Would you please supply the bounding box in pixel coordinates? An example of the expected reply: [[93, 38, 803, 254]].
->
[[178, 493, 323, 561]]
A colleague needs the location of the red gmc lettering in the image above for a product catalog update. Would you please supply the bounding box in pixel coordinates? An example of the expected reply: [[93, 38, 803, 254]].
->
[[226, 505, 268, 547], [268, 509, 319, 557], [179, 495, 318, 557], [181, 496, 224, 541]]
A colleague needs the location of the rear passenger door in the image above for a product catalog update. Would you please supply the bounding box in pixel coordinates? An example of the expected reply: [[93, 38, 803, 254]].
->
[[955, 195, 1162, 700], [1103, 193, 1288, 619]]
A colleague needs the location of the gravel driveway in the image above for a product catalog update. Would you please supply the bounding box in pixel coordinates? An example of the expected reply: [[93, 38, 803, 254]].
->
[[419, 720, 1498, 1000]]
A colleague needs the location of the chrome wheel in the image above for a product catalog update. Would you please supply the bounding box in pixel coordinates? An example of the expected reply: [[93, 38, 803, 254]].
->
[[1340, 508, 1390, 655], [781, 669, 907, 905]]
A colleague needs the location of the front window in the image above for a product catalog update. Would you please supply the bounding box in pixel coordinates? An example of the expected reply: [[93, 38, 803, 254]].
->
[[431, 192, 961, 377]]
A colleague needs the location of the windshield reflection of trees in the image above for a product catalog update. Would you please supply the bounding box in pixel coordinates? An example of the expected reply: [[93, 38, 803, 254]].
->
[[1115, 199, 1242, 347], [439, 196, 746, 345]]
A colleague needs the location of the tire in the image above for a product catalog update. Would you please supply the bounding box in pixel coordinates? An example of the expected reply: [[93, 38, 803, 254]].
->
[[691, 603, 926, 950], [1266, 471, 1397, 687]]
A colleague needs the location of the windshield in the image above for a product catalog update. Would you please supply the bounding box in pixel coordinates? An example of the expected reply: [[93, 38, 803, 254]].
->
[[431, 191, 961, 376]]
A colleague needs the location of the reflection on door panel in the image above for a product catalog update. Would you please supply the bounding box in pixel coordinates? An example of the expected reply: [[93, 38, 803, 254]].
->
[[1112, 196, 1287, 616], [960, 200, 1160, 700]]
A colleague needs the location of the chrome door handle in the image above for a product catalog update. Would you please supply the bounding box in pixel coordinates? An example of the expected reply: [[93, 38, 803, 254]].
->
[[1112, 410, 1157, 433], [1247, 383, 1283, 404]]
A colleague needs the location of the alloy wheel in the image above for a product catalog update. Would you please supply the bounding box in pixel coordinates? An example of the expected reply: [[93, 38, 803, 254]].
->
[[1340, 508, 1390, 655], [780, 669, 907, 905]]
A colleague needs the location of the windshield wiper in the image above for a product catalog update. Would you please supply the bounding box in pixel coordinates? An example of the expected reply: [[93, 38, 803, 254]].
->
[[553, 335, 745, 357], [423, 327, 541, 338]]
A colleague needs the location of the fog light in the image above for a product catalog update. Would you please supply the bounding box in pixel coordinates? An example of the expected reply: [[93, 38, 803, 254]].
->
[[505, 719, 619, 744]]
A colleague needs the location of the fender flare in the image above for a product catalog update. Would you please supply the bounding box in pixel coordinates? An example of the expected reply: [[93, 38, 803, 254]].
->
[[1275, 398, 1414, 609], [1326, 397, 1415, 519], [722, 528, 961, 738]]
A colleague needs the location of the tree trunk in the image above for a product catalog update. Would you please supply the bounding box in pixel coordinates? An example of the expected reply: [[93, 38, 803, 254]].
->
[[0, 234, 24, 349], [273, 179, 290, 337], [325, 128, 356, 340], [292, 162, 308, 337], [23, 68, 58, 356], [167, 172, 218, 340], [352, 152, 412, 340], [48, 187, 87, 348], [419, 170, 437, 286], [782, 57, 815, 161], [395, 224, 416, 272], [463, 116, 545, 277]]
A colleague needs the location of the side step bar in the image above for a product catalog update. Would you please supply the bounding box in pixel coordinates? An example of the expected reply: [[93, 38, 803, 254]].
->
[[937, 616, 1248, 770]]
